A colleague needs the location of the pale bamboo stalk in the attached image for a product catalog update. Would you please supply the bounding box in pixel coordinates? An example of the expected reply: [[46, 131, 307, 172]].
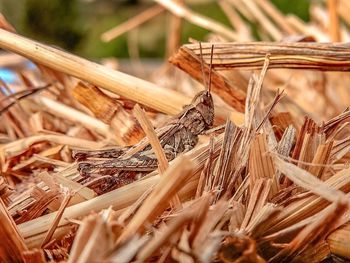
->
[[218, 0, 241, 30], [154, 0, 239, 41], [133, 104, 182, 208], [285, 14, 310, 34], [101, 5, 164, 42], [0, 28, 190, 115], [31, 154, 71, 168], [327, 0, 341, 42]]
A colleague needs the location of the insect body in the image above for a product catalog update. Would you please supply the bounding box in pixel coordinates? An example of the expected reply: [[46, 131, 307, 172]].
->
[[74, 44, 215, 194]]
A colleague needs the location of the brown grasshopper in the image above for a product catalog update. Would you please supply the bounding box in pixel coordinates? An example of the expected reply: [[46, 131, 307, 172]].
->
[[73, 44, 215, 194]]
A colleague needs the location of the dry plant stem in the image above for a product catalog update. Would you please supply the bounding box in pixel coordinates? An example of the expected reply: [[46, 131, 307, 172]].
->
[[219, 0, 251, 40], [36, 96, 111, 137], [173, 42, 350, 71], [2, 134, 104, 158], [72, 82, 121, 124], [0, 28, 190, 115], [133, 105, 169, 174], [228, 0, 256, 22], [76, 212, 113, 263], [337, 0, 350, 27], [73, 82, 144, 145], [255, 0, 297, 35], [0, 199, 27, 262], [166, 0, 184, 57], [274, 157, 348, 203], [101, 5, 164, 42], [0, 52, 27, 68], [136, 210, 194, 261], [154, 0, 239, 41], [22, 249, 47, 263], [242, 0, 283, 40], [267, 166, 350, 235], [40, 192, 74, 247], [19, 171, 199, 248], [327, 0, 341, 42], [133, 104, 181, 208], [116, 156, 194, 244], [67, 215, 100, 263], [286, 14, 329, 42], [249, 134, 278, 194], [54, 173, 96, 200], [327, 222, 350, 258]]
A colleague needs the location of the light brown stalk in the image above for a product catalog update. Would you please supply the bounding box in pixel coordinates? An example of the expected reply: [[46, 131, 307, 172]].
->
[[133, 104, 182, 208]]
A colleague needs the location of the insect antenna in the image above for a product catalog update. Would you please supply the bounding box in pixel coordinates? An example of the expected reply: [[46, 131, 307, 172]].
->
[[198, 42, 214, 93], [199, 41, 208, 90], [208, 44, 214, 93]]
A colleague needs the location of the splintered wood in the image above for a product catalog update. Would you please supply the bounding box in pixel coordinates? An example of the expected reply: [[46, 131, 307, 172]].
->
[[2, 1, 350, 262]]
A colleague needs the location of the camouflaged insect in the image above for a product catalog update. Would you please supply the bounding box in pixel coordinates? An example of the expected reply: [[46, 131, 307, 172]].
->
[[73, 44, 215, 195]]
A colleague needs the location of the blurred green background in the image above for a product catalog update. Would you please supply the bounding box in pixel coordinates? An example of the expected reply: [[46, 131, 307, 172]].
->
[[0, 0, 310, 60]]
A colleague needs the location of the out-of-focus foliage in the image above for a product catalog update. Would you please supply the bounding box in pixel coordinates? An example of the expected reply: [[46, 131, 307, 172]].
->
[[0, 0, 310, 59], [271, 0, 310, 21], [23, 0, 83, 50]]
